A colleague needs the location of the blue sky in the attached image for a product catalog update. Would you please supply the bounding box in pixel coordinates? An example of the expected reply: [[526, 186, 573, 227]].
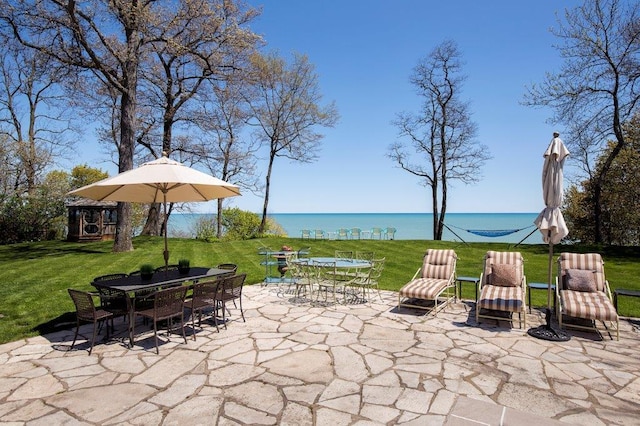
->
[[74, 0, 584, 214]]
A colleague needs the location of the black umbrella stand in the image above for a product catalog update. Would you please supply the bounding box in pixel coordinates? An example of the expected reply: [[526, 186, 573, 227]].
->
[[527, 242, 570, 342]]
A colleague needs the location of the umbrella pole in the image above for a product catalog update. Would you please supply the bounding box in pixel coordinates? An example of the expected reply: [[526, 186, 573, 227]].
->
[[547, 242, 553, 310], [526, 235, 570, 341]]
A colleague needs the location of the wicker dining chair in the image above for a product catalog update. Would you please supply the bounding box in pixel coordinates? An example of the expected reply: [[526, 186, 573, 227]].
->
[[68, 289, 114, 355], [187, 278, 224, 339], [215, 273, 247, 328], [131, 285, 188, 354], [216, 263, 238, 273], [91, 274, 129, 330]]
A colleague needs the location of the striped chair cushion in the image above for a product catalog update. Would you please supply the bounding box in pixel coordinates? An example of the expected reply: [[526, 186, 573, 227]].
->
[[399, 278, 450, 300], [421, 249, 456, 279], [560, 290, 618, 321], [558, 253, 605, 292], [478, 285, 524, 312]]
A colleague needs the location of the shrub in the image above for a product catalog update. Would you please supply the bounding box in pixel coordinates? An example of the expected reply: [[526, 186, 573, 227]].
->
[[193, 216, 218, 242], [221, 207, 262, 240]]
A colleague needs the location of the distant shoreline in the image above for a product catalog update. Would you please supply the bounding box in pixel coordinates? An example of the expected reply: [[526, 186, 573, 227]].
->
[[169, 212, 544, 244]]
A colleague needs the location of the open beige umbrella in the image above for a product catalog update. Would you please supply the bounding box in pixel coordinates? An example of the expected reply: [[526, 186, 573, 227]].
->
[[69, 153, 241, 268], [529, 132, 570, 341]]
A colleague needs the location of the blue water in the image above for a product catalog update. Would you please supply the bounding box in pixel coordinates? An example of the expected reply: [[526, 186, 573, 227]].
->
[[168, 212, 544, 244]]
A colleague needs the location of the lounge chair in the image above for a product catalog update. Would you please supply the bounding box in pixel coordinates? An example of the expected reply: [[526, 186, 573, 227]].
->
[[370, 227, 383, 239], [350, 228, 361, 239], [337, 228, 350, 239], [476, 251, 527, 329], [398, 249, 457, 316], [556, 252, 619, 340], [383, 227, 396, 239]]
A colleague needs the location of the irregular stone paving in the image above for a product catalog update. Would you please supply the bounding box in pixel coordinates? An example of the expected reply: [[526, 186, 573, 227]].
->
[[1, 284, 639, 425]]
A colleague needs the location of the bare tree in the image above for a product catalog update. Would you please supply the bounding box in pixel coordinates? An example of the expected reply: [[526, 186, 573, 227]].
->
[[524, 0, 640, 243], [0, 40, 73, 195], [388, 40, 489, 240], [194, 71, 261, 237], [246, 52, 339, 233]]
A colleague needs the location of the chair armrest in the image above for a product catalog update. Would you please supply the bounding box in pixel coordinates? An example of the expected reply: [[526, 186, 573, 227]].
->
[[604, 280, 613, 300], [478, 273, 484, 291], [410, 268, 421, 281]]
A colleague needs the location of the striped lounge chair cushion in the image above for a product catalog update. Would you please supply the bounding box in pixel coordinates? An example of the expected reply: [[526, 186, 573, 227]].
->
[[560, 290, 618, 321], [478, 285, 524, 312], [399, 278, 450, 300]]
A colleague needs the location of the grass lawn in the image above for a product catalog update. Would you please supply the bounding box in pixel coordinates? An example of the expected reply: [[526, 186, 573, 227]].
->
[[0, 236, 639, 344]]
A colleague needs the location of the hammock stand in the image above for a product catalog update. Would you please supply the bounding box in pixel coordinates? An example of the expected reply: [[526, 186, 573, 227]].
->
[[443, 223, 537, 247]]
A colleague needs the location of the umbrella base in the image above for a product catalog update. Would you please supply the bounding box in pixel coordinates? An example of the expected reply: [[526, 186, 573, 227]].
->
[[527, 325, 571, 342], [527, 309, 570, 342]]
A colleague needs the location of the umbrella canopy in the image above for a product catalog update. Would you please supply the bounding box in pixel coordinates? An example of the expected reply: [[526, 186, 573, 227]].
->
[[68, 155, 241, 203], [534, 134, 570, 244], [68, 154, 241, 268], [529, 133, 571, 342]]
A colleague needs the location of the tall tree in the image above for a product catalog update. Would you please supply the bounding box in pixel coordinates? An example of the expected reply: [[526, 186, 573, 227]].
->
[[0, 39, 73, 195], [564, 115, 640, 245], [524, 0, 640, 243], [388, 40, 489, 240], [136, 0, 261, 237], [194, 72, 260, 237], [1, 0, 152, 252], [246, 52, 339, 233]]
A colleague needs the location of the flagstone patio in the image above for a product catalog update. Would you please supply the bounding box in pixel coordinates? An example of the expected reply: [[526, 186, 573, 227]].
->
[[0, 284, 638, 425]]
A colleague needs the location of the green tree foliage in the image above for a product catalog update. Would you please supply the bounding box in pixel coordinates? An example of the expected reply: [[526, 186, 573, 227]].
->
[[0, 170, 69, 243], [564, 118, 640, 245], [524, 0, 640, 243], [220, 207, 262, 240], [69, 165, 108, 190], [0, 165, 111, 244]]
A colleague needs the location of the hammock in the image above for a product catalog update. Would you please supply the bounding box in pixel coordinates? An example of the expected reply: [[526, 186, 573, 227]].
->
[[443, 223, 537, 246], [465, 229, 526, 238]]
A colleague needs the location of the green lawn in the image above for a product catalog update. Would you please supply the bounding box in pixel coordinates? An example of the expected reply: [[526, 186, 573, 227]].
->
[[1, 236, 639, 344]]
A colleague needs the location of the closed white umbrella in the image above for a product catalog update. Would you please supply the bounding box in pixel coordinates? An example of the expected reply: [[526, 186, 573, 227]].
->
[[529, 132, 570, 341], [69, 154, 241, 268]]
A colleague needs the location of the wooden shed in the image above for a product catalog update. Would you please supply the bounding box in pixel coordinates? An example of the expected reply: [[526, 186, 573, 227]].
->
[[66, 199, 118, 242]]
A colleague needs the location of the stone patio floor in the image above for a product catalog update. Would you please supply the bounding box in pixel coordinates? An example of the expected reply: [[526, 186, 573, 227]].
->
[[1, 284, 639, 425]]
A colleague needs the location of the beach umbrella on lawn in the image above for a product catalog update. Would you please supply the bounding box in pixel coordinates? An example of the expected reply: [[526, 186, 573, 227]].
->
[[528, 132, 570, 341], [68, 153, 241, 269]]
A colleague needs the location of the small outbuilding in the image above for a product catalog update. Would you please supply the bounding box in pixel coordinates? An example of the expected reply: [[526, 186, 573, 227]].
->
[[66, 199, 118, 242]]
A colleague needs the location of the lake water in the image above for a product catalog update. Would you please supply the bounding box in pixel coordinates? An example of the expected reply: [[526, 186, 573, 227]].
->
[[168, 212, 544, 244]]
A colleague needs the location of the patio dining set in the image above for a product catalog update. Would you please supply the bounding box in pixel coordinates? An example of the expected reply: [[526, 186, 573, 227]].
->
[[277, 250, 386, 306], [67, 263, 246, 355]]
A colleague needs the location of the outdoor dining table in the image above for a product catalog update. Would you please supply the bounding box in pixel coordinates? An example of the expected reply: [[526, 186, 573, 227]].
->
[[295, 257, 373, 304], [91, 267, 232, 346]]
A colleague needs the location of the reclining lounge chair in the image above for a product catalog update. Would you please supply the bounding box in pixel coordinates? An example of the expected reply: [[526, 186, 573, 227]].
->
[[556, 252, 619, 340], [398, 249, 457, 316], [476, 251, 527, 329]]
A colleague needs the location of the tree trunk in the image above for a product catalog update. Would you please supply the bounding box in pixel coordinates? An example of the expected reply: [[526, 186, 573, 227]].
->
[[431, 181, 440, 240], [259, 150, 276, 234], [141, 203, 161, 236], [112, 67, 137, 252], [216, 198, 223, 238]]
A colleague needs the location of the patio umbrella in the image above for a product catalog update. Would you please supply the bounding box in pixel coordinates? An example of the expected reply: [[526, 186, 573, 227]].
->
[[528, 132, 570, 341], [68, 153, 241, 269]]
